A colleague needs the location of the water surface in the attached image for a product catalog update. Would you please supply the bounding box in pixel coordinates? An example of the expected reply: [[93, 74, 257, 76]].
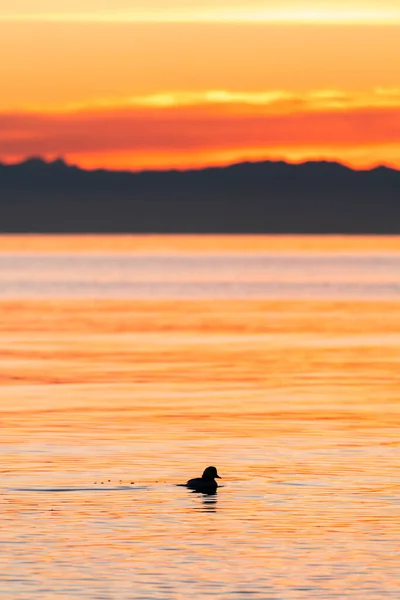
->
[[0, 235, 399, 599]]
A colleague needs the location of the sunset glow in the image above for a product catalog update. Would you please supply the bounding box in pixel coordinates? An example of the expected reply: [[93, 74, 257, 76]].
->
[[1, 4, 400, 170]]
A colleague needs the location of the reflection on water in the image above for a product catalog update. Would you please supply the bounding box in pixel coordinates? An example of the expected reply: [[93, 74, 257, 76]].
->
[[0, 236, 399, 599], [0, 247, 400, 300]]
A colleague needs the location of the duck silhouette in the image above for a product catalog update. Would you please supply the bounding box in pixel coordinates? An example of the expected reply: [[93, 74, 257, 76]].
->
[[183, 466, 221, 494]]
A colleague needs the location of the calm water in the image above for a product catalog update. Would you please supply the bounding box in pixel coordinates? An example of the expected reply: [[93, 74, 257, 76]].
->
[[0, 236, 399, 599], [1, 252, 400, 299]]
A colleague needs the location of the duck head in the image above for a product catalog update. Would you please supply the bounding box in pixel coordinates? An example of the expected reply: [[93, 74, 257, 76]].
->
[[202, 466, 221, 480]]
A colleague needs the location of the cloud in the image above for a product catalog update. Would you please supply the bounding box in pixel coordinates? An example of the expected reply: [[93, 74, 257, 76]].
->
[[1, 88, 400, 169], [20, 88, 400, 113]]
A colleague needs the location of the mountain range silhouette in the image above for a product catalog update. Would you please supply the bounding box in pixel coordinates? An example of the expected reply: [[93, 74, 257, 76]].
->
[[1, 158, 399, 233]]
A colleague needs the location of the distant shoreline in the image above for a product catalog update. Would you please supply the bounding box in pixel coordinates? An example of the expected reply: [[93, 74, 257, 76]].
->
[[1, 158, 400, 233]]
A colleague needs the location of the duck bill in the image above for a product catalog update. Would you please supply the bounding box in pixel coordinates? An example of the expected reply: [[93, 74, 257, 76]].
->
[[216, 474, 221, 478]]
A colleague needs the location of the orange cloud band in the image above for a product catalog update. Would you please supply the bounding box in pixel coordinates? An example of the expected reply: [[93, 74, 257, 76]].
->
[[1, 91, 400, 170]]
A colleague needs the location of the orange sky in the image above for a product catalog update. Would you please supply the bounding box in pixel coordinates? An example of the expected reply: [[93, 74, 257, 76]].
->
[[1, 3, 400, 171]]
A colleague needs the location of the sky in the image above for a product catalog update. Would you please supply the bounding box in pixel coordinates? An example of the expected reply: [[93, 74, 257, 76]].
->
[[1, 1, 400, 171]]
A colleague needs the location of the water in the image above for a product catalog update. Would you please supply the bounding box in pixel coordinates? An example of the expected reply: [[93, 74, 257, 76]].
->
[[1, 251, 400, 299], [0, 235, 399, 599]]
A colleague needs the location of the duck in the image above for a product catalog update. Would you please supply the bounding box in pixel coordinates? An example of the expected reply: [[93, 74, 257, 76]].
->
[[184, 466, 221, 494]]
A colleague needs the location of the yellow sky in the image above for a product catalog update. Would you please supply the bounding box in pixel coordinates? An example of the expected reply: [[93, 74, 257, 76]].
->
[[2, 23, 399, 110], [1, 0, 400, 22]]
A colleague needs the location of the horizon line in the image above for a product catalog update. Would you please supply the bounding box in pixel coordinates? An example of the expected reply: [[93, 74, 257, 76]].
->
[[2, 155, 398, 175]]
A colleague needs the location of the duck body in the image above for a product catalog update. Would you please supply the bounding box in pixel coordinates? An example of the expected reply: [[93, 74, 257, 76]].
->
[[186, 477, 218, 494], [185, 466, 221, 494]]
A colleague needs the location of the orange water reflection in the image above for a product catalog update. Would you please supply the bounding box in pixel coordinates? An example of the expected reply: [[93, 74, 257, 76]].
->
[[1, 233, 400, 253], [0, 241, 400, 598]]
